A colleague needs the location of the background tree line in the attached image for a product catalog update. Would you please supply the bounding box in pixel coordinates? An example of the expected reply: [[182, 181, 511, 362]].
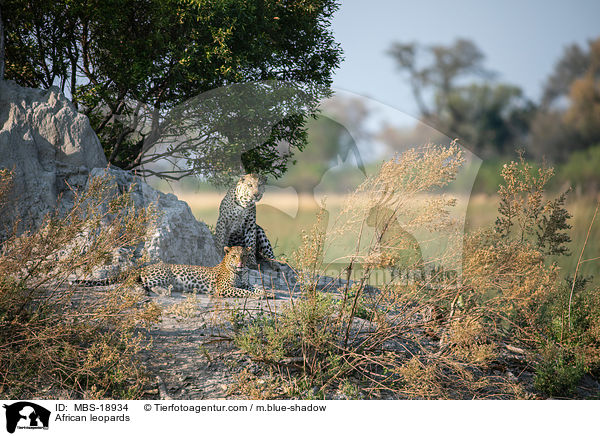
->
[[264, 35, 600, 196], [386, 37, 600, 164], [2, 1, 598, 191]]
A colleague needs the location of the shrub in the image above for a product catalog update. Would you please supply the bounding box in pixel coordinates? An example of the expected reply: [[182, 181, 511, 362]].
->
[[234, 144, 513, 398], [462, 154, 575, 339], [235, 293, 337, 370], [230, 147, 598, 399], [554, 144, 600, 194], [534, 346, 584, 397], [0, 171, 160, 399]]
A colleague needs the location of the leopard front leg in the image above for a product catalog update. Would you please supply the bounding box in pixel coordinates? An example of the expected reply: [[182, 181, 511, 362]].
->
[[256, 224, 281, 271], [215, 210, 229, 255], [243, 220, 259, 269], [217, 284, 275, 299]]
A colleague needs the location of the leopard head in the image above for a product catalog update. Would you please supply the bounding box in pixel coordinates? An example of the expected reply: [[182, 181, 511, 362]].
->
[[223, 246, 251, 272], [234, 173, 266, 207]]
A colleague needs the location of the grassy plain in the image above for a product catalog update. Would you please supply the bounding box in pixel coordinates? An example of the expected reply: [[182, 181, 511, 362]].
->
[[176, 189, 600, 284]]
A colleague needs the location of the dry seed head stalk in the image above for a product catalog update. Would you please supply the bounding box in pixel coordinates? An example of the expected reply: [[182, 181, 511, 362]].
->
[[0, 173, 160, 398]]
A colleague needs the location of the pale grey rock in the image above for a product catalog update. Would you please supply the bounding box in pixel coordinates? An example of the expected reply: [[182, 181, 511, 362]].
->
[[87, 167, 220, 267], [0, 80, 219, 269], [0, 80, 107, 235]]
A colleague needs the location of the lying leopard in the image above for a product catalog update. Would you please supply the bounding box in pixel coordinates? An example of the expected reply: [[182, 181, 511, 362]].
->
[[215, 173, 280, 271], [72, 246, 272, 299]]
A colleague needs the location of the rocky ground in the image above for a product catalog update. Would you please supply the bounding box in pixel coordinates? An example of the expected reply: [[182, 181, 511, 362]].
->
[[135, 264, 373, 400], [135, 278, 600, 401], [138, 280, 292, 400], [59, 264, 600, 400]]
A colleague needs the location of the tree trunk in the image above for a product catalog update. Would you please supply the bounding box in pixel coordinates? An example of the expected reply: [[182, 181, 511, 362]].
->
[[0, 5, 5, 81]]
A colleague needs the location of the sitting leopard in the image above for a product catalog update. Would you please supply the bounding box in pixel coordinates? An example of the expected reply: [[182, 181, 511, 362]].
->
[[215, 173, 280, 271], [72, 246, 272, 299]]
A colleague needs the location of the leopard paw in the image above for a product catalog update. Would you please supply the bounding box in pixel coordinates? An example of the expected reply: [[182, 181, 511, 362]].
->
[[150, 285, 172, 296], [252, 285, 276, 299], [269, 260, 282, 272]]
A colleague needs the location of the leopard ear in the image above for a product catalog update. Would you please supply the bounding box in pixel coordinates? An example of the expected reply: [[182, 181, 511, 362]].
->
[[258, 174, 266, 184], [224, 246, 231, 254], [245, 247, 252, 253]]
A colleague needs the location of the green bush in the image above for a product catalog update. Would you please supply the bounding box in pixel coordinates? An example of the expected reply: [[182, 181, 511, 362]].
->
[[534, 346, 584, 397], [235, 293, 337, 369], [553, 145, 600, 194]]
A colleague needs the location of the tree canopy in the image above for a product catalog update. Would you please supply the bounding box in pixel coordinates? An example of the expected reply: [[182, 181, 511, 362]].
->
[[3, 0, 342, 183], [530, 37, 600, 161], [563, 38, 600, 143], [388, 38, 533, 157]]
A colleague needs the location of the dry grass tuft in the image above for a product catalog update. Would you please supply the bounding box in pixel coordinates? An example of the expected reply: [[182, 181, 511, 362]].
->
[[0, 171, 160, 399], [230, 144, 599, 399]]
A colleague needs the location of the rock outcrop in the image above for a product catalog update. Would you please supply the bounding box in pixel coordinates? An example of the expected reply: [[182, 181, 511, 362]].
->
[[0, 80, 219, 267], [0, 80, 107, 235], [87, 167, 219, 267]]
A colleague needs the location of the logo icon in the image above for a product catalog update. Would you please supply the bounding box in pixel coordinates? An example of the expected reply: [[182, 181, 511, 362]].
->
[[3, 402, 50, 434]]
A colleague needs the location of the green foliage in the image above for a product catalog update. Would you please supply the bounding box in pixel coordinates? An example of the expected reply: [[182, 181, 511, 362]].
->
[[466, 158, 575, 329], [541, 42, 591, 107], [444, 83, 534, 156], [470, 145, 600, 196], [528, 110, 583, 163], [563, 39, 600, 145], [275, 98, 369, 193], [343, 284, 373, 321], [235, 145, 524, 399], [540, 275, 600, 347], [276, 116, 356, 193], [388, 38, 489, 120], [4, 0, 342, 182], [494, 155, 571, 256], [554, 144, 600, 194], [534, 346, 584, 397], [234, 293, 337, 369], [387, 38, 533, 156], [144, 81, 319, 185], [537, 191, 572, 256], [531, 37, 600, 162], [465, 155, 600, 397], [471, 158, 508, 194]]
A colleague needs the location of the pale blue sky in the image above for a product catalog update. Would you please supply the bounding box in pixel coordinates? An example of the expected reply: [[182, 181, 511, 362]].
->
[[331, 0, 600, 118]]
